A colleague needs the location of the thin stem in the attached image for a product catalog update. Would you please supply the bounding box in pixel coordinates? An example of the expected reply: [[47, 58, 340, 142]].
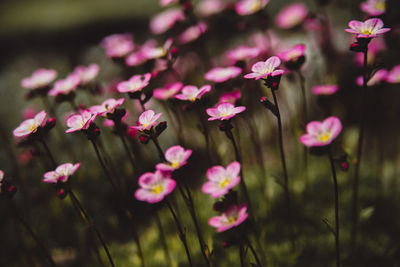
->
[[118, 129, 138, 175], [246, 237, 262, 267], [138, 99, 146, 112], [150, 134, 165, 161], [328, 148, 340, 267], [196, 106, 212, 163], [40, 139, 57, 168], [239, 242, 245, 267], [155, 212, 172, 266]]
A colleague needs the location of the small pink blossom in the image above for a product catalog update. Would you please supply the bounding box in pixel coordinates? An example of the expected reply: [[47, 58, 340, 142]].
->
[[226, 46, 260, 62], [153, 82, 183, 100], [386, 65, 400, 84], [89, 98, 125, 117], [156, 145, 192, 171], [198, 0, 226, 17], [23, 107, 37, 119], [205, 66, 242, 83], [178, 22, 208, 44], [209, 204, 248, 232], [206, 102, 246, 121], [73, 64, 99, 85], [43, 163, 80, 184], [21, 68, 57, 90], [219, 90, 242, 104], [13, 110, 47, 138], [142, 38, 173, 59], [101, 33, 135, 58], [345, 18, 390, 38], [300, 117, 342, 147], [150, 8, 185, 35], [49, 74, 81, 96], [311, 85, 339, 96], [134, 171, 176, 203], [275, 3, 307, 29], [117, 73, 152, 93], [160, 0, 178, 6], [244, 56, 284, 80], [65, 110, 97, 133], [278, 44, 306, 62], [354, 38, 385, 66], [130, 110, 162, 131], [356, 69, 388, 87], [175, 84, 211, 102], [361, 0, 386, 16], [0, 170, 3, 182], [202, 161, 241, 198], [235, 0, 270, 16], [125, 51, 148, 67]]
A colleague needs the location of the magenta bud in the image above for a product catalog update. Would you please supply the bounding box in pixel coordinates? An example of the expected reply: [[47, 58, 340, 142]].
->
[[171, 47, 178, 56], [57, 188, 68, 199], [139, 135, 150, 144], [44, 117, 56, 131], [340, 161, 349, 171]]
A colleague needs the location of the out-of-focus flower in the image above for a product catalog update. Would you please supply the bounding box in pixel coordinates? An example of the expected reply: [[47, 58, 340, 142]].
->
[[178, 22, 208, 44], [205, 66, 242, 83], [202, 161, 241, 198], [43, 163, 80, 183], [153, 82, 183, 100], [356, 69, 388, 86], [0, 170, 3, 182], [278, 44, 306, 63], [23, 107, 37, 119], [206, 102, 246, 121], [150, 8, 185, 35], [311, 85, 339, 96], [101, 33, 135, 58], [142, 39, 173, 59], [13, 110, 47, 138], [209, 204, 248, 232], [244, 56, 284, 80], [89, 98, 125, 117], [386, 65, 400, 83], [354, 38, 385, 66], [175, 84, 211, 102], [198, 0, 226, 17], [49, 74, 81, 96], [160, 0, 178, 6], [130, 110, 162, 131], [361, 0, 386, 16], [117, 73, 152, 93], [275, 3, 307, 29], [156, 145, 192, 171], [219, 90, 242, 104], [226, 46, 260, 62], [126, 51, 148, 67], [73, 64, 99, 85], [134, 171, 176, 203], [300, 116, 342, 147], [21, 68, 57, 90], [345, 18, 390, 38], [235, 0, 269, 16], [65, 110, 97, 133]]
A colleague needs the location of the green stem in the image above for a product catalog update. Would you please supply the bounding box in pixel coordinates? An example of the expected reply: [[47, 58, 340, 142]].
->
[[328, 148, 340, 267]]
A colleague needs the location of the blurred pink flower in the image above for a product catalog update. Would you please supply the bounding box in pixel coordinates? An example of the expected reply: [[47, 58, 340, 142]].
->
[[356, 69, 388, 86], [160, 0, 178, 6], [150, 8, 185, 35], [354, 38, 385, 66], [300, 117, 342, 147], [130, 110, 162, 131], [226, 46, 260, 62], [134, 170, 176, 203], [244, 56, 284, 80], [73, 64, 99, 85], [43, 163, 80, 184], [21, 68, 57, 90], [209, 204, 248, 232], [117, 73, 152, 93], [126, 51, 148, 67], [101, 33, 135, 58], [345, 18, 390, 38], [235, 0, 269, 16], [13, 110, 47, 137], [89, 98, 125, 117], [49, 74, 81, 96], [361, 0, 386, 16], [205, 66, 242, 83], [178, 22, 208, 44], [386, 65, 400, 83], [156, 145, 192, 171], [142, 38, 173, 59], [278, 44, 306, 62], [198, 0, 226, 17], [202, 161, 241, 198], [219, 90, 242, 104], [311, 85, 339, 96], [206, 102, 246, 121], [275, 3, 307, 29], [175, 84, 211, 102], [0, 170, 3, 181], [65, 110, 97, 133], [153, 82, 183, 100], [23, 107, 37, 119]]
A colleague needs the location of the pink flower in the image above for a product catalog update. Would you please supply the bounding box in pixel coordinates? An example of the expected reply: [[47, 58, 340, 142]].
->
[[101, 33, 135, 58], [43, 163, 80, 183], [206, 102, 246, 121], [134, 171, 176, 203], [278, 44, 306, 62], [300, 117, 342, 147], [125, 51, 148, 67], [354, 38, 385, 67], [386, 65, 400, 84], [275, 3, 307, 29], [361, 0, 386, 16], [198, 0, 226, 17], [13, 110, 47, 137], [235, 0, 269, 16], [175, 84, 212, 102], [356, 69, 388, 86], [311, 85, 339, 96], [89, 98, 125, 116], [23, 107, 37, 119], [150, 8, 185, 35], [21, 68, 57, 90], [226, 46, 260, 62], [153, 82, 183, 100], [244, 56, 284, 80], [178, 22, 208, 45], [202, 161, 241, 198], [117, 73, 152, 93], [130, 110, 163, 131], [73, 64, 99, 85], [65, 110, 97, 133], [219, 90, 242, 104], [49, 74, 81, 96], [156, 145, 192, 171], [345, 18, 390, 38], [205, 66, 242, 83], [142, 38, 173, 59], [160, 0, 178, 6], [0, 170, 3, 181], [209, 204, 248, 232]]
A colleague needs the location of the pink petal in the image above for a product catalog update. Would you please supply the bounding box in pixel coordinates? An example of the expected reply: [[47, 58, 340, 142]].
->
[[348, 20, 363, 31], [226, 161, 241, 177], [207, 166, 225, 181]]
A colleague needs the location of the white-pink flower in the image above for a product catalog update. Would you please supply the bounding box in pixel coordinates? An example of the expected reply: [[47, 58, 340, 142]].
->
[[101, 33, 135, 58], [175, 84, 211, 102], [117, 73, 152, 93], [226, 46, 260, 62], [65, 110, 97, 133], [278, 44, 306, 62], [198, 0, 226, 17], [178, 22, 208, 44], [235, 0, 269, 16], [13, 110, 47, 138], [21, 68, 57, 90], [209, 204, 248, 232], [150, 8, 185, 35], [386, 65, 400, 84], [153, 82, 183, 100], [142, 38, 173, 59], [244, 56, 284, 80], [311, 85, 339, 96], [43, 163, 81, 184], [205, 66, 242, 83], [202, 161, 241, 198], [125, 51, 148, 67], [275, 3, 307, 29], [160, 0, 178, 6], [300, 117, 342, 147], [361, 0, 386, 16], [73, 64, 99, 85], [89, 98, 125, 117], [219, 90, 242, 104], [130, 110, 163, 131], [345, 18, 390, 38], [206, 102, 246, 121], [49, 74, 81, 96], [134, 171, 176, 203], [356, 69, 388, 87], [156, 145, 192, 171]]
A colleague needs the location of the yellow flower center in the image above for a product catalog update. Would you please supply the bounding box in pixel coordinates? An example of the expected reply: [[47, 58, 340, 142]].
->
[[171, 162, 179, 168], [318, 133, 331, 142], [375, 2, 385, 11], [152, 185, 163, 195], [361, 26, 374, 35], [249, 1, 261, 12], [227, 216, 236, 223], [219, 178, 230, 188], [30, 124, 38, 133], [189, 97, 196, 102]]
